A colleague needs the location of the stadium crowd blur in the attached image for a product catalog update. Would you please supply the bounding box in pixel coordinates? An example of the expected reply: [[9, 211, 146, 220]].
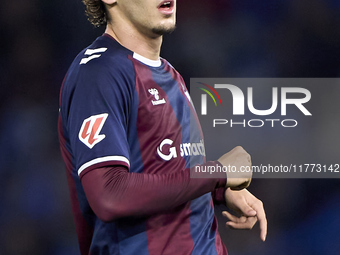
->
[[1, 0, 340, 254]]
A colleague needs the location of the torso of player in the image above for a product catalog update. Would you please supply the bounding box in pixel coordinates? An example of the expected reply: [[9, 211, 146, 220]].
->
[[62, 34, 205, 176], [128, 53, 205, 175], [59, 34, 223, 255]]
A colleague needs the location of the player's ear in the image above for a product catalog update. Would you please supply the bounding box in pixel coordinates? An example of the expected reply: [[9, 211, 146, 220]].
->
[[102, 0, 117, 5]]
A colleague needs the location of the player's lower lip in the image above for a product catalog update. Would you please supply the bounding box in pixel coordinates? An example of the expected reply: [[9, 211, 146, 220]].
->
[[158, 6, 174, 15]]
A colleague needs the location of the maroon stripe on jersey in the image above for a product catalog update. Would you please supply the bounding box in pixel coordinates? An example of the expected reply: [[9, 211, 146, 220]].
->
[[131, 56, 195, 253], [163, 62, 206, 162], [212, 213, 228, 255], [146, 203, 195, 254], [58, 115, 94, 255]]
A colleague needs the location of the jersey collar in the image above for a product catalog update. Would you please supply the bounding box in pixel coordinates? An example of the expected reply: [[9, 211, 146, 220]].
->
[[133, 52, 162, 67]]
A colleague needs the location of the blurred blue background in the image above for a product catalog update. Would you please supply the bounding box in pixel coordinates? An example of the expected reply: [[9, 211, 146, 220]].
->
[[1, 0, 340, 254]]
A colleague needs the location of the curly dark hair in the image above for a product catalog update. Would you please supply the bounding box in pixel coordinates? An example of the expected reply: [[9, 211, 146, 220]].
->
[[82, 0, 108, 27]]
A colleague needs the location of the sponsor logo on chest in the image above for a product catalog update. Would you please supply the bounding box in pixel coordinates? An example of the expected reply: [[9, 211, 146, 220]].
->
[[157, 138, 206, 161]]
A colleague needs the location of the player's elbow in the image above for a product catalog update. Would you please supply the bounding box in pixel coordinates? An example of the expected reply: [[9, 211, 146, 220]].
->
[[93, 201, 124, 222], [92, 199, 132, 223], [81, 166, 132, 222], [94, 209, 116, 223]]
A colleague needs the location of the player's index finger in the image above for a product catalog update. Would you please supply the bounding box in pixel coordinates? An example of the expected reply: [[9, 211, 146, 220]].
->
[[257, 215, 267, 241], [251, 201, 267, 241], [258, 210, 267, 241]]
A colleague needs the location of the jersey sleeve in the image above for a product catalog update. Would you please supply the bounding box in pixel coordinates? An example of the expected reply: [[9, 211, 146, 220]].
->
[[64, 56, 135, 177], [81, 164, 226, 222]]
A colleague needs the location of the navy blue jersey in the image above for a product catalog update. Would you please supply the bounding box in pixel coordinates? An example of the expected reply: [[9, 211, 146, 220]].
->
[[58, 34, 227, 255]]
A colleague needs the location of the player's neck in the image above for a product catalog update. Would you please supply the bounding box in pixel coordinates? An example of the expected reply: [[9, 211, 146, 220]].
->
[[105, 22, 162, 61]]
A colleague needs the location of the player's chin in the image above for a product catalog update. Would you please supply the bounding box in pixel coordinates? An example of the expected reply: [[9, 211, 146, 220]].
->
[[151, 19, 176, 35], [152, 24, 176, 35]]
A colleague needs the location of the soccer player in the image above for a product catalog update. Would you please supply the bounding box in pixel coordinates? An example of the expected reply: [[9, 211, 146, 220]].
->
[[58, 0, 267, 254]]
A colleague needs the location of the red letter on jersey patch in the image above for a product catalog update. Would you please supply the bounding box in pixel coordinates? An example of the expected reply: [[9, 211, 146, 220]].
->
[[79, 113, 108, 149]]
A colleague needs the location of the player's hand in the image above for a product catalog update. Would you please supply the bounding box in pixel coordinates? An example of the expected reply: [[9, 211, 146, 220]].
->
[[217, 146, 252, 190], [223, 188, 267, 242]]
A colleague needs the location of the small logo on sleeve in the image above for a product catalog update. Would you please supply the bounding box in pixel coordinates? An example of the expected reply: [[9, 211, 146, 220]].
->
[[148, 88, 166, 105], [79, 113, 108, 149]]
